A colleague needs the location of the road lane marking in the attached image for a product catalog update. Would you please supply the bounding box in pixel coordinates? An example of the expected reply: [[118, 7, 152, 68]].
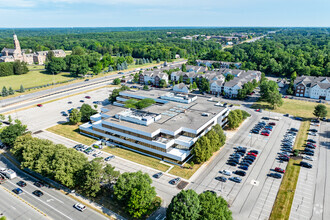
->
[[4, 179, 72, 220]]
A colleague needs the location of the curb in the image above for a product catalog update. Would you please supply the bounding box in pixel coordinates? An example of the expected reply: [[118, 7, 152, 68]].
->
[[0, 185, 49, 218]]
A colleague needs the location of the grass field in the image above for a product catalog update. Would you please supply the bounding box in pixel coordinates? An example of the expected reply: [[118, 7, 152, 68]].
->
[[252, 99, 330, 118], [103, 146, 171, 172], [46, 122, 97, 146], [270, 120, 309, 220], [0, 69, 75, 90]]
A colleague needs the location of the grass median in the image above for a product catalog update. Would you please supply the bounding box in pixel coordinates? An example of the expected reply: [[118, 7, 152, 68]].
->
[[270, 119, 309, 220]]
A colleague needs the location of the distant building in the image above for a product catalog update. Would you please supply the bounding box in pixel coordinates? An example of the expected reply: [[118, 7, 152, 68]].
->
[[0, 34, 65, 65], [294, 76, 330, 100], [196, 60, 242, 69], [139, 70, 168, 86], [173, 83, 189, 94]]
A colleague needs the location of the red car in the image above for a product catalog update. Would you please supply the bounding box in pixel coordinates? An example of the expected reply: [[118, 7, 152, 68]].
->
[[247, 152, 257, 157], [269, 122, 276, 126], [275, 167, 285, 173], [261, 132, 269, 136], [37, 104, 43, 107], [85, 96, 91, 99], [255, 109, 261, 112], [307, 143, 316, 147]]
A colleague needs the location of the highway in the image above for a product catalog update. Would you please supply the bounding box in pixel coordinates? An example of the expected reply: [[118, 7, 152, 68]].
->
[[0, 155, 109, 220], [0, 60, 186, 114], [0, 186, 47, 220]]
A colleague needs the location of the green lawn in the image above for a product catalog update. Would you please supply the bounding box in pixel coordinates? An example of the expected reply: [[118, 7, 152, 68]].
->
[[103, 146, 171, 172], [0, 69, 75, 90], [46, 122, 96, 146], [252, 99, 330, 118]]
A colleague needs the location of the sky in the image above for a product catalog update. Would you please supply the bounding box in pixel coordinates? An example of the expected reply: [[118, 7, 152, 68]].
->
[[0, 0, 329, 27]]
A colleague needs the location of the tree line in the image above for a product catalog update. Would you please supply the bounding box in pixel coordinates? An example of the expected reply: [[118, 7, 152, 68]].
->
[[0, 60, 29, 77]]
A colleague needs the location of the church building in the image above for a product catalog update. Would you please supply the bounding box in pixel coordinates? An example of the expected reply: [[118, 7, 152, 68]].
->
[[0, 34, 66, 65]]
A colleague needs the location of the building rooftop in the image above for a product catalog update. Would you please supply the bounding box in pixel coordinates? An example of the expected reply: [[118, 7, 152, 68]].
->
[[102, 89, 227, 135]]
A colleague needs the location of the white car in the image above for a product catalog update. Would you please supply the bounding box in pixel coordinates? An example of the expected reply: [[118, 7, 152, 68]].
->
[[74, 203, 86, 212], [221, 170, 232, 176], [304, 156, 313, 161]]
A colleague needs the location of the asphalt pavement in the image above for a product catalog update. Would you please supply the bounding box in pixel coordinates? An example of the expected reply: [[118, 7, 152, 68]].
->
[[188, 110, 301, 220], [0, 186, 47, 220], [290, 121, 330, 220], [0, 155, 108, 220]]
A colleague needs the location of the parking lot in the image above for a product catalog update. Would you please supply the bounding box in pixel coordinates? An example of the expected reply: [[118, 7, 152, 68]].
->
[[7, 86, 182, 205], [188, 111, 301, 220], [290, 121, 330, 220]]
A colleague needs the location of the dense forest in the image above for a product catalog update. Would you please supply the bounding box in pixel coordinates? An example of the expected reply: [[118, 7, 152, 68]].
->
[[0, 27, 329, 77]]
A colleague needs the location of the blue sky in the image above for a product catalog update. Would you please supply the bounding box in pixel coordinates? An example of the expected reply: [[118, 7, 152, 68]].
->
[[0, 0, 329, 27]]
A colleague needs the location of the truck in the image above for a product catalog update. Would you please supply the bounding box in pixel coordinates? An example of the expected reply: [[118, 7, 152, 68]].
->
[[0, 168, 17, 179]]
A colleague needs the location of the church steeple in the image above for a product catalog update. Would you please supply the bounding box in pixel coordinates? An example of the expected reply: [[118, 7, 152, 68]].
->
[[13, 34, 21, 53]]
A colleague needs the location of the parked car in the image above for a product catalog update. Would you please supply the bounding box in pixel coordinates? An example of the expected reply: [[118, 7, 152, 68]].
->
[[229, 177, 242, 183], [153, 172, 163, 179], [269, 122, 276, 126], [240, 162, 250, 167], [215, 176, 227, 182], [33, 190, 44, 197], [104, 155, 115, 161], [74, 203, 86, 212], [249, 150, 259, 155], [290, 128, 299, 132], [80, 100, 85, 103], [274, 167, 285, 173], [238, 165, 249, 171], [309, 129, 318, 133], [169, 178, 181, 185], [85, 96, 91, 99], [268, 173, 282, 179], [307, 139, 316, 143], [279, 156, 289, 161], [284, 114, 289, 117], [308, 132, 317, 136], [221, 170, 232, 176], [13, 188, 23, 195], [303, 156, 313, 161], [295, 117, 303, 121], [233, 170, 246, 176], [261, 132, 270, 136], [37, 104, 43, 107], [68, 101, 73, 104], [227, 162, 238, 166], [300, 161, 312, 168], [17, 181, 27, 187], [304, 151, 314, 156]]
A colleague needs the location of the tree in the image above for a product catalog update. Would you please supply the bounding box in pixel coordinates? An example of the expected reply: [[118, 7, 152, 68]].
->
[[159, 79, 167, 88], [133, 72, 139, 83], [268, 91, 283, 109], [192, 136, 212, 163], [81, 158, 103, 197], [167, 190, 201, 220], [182, 64, 187, 72], [0, 123, 27, 146], [46, 57, 66, 74], [69, 109, 81, 125], [114, 171, 157, 218], [143, 85, 149, 90], [13, 61, 28, 75], [102, 164, 120, 190], [80, 104, 97, 122], [225, 74, 234, 82], [198, 78, 210, 93], [46, 50, 55, 61], [291, 72, 297, 81], [125, 56, 134, 64], [198, 191, 232, 220], [2, 86, 8, 97], [192, 82, 198, 90], [186, 78, 191, 84], [92, 62, 103, 74], [227, 111, 240, 129], [71, 46, 85, 55], [8, 87, 14, 95], [19, 84, 25, 93], [113, 78, 121, 85], [313, 104, 327, 118], [108, 85, 129, 103], [179, 75, 183, 83], [156, 58, 160, 63]]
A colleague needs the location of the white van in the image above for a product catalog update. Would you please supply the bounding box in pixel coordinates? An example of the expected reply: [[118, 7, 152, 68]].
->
[[0, 168, 17, 179]]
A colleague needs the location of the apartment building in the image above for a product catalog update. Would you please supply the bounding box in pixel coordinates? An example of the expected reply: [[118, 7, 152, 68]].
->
[[80, 89, 229, 163], [294, 76, 330, 100]]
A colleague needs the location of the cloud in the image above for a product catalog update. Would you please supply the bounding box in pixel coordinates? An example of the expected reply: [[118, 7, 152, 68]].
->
[[0, 0, 36, 8]]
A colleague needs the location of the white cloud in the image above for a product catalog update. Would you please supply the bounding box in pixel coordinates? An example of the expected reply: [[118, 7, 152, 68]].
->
[[0, 0, 36, 7]]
